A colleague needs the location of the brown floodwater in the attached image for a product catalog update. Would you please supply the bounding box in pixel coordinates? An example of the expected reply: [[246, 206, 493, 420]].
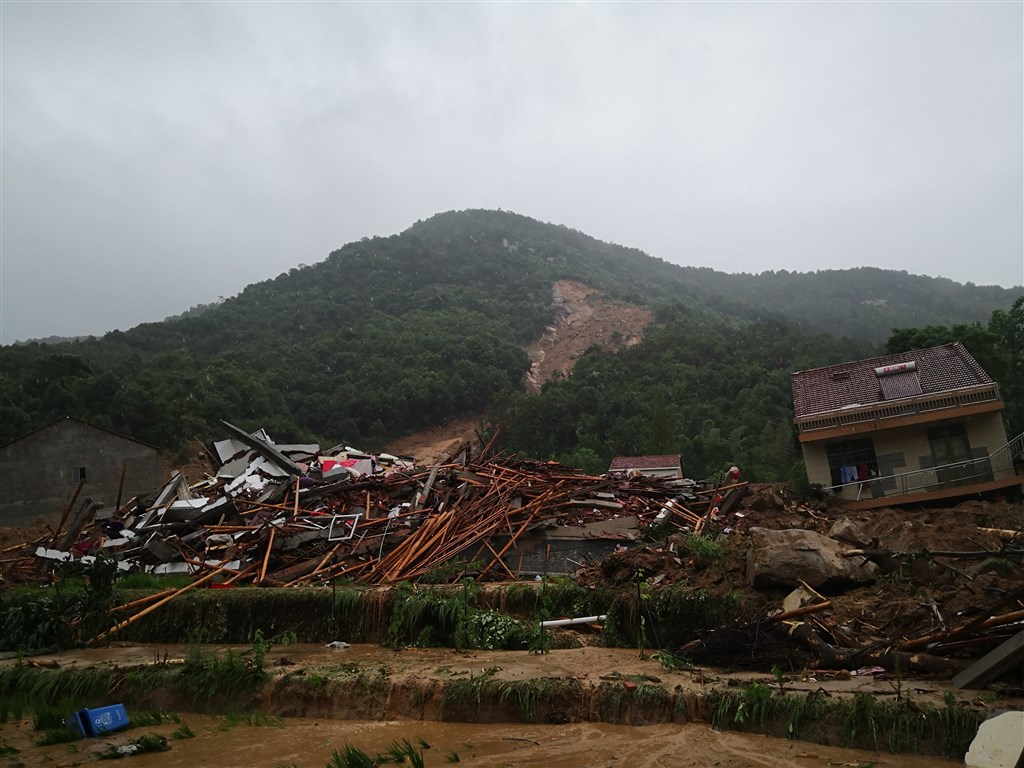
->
[[0, 716, 964, 768]]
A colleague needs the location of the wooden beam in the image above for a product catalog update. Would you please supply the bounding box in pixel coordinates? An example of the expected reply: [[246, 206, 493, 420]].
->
[[93, 564, 228, 643]]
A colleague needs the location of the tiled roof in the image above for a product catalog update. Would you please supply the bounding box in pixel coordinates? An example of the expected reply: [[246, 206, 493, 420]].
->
[[609, 454, 681, 470], [791, 342, 993, 418]]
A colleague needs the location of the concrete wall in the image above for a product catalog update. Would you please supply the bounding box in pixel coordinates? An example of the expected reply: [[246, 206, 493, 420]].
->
[[801, 412, 1011, 499], [0, 419, 165, 528]]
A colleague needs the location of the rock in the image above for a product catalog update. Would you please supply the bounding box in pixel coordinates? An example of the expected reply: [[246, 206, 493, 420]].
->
[[746, 527, 878, 592], [964, 710, 1024, 768], [828, 517, 871, 548]]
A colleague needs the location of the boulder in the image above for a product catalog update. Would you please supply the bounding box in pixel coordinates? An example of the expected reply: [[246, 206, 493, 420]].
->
[[747, 527, 878, 592], [828, 517, 871, 548]]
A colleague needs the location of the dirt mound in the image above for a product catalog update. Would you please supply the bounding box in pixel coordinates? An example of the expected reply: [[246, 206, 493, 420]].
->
[[383, 414, 487, 466], [0, 520, 52, 551], [580, 491, 1023, 666]]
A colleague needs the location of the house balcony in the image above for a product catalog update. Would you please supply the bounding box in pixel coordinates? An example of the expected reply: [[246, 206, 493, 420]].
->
[[796, 384, 1002, 442], [825, 433, 1024, 510]]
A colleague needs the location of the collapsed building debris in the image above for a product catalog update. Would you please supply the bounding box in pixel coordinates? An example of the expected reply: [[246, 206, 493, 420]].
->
[[1, 426, 1019, 678], [1, 421, 734, 593]]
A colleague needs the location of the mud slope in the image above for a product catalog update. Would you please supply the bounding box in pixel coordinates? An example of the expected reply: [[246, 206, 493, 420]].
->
[[385, 281, 652, 463]]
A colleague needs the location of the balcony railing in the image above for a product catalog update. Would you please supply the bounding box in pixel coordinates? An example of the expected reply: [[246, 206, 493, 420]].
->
[[796, 384, 1001, 434], [825, 433, 1023, 502]]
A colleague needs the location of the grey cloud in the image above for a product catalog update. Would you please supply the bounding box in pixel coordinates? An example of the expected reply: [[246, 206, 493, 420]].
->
[[1, 2, 1020, 343]]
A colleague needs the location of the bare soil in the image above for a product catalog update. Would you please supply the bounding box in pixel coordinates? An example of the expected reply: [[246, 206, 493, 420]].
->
[[0, 715, 964, 768], [523, 280, 652, 393], [384, 280, 652, 463], [384, 414, 489, 467]]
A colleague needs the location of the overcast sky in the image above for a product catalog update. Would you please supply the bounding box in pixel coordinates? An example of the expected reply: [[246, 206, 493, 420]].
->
[[2, 2, 1021, 344]]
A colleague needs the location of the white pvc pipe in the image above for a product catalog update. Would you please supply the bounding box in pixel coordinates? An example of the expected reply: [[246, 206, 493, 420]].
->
[[540, 615, 607, 628]]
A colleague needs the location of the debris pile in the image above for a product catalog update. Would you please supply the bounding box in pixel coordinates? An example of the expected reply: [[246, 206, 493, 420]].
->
[[2, 422, 737, 588], [581, 489, 1024, 676]]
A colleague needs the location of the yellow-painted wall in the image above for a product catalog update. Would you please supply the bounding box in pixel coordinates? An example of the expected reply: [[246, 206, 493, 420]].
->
[[801, 412, 1010, 499]]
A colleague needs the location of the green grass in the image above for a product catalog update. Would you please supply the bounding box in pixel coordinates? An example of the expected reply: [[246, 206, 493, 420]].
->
[[707, 685, 983, 757], [327, 744, 375, 768], [117, 573, 194, 590], [170, 722, 196, 739], [33, 727, 80, 746]]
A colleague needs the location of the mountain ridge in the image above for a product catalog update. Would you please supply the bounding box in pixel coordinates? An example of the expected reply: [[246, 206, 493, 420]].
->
[[1, 209, 1019, 477]]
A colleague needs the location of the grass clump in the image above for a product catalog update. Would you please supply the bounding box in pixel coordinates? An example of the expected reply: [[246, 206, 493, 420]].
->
[[327, 744, 375, 768], [170, 722, 196, 739], [174, 637, 268, 705], [708, 684, 983, 757], [0, 664, 116, 724], [441, 667, 501, 719], [682, 534, 725, 569], [388, 580, 531, 651], [34, 727, 80, 746]]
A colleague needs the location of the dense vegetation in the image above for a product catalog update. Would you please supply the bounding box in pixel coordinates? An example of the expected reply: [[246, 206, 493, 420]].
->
[[886, 296, 1024, 439], [497, 311, 874, 481], [1, 210, 1019, 479]]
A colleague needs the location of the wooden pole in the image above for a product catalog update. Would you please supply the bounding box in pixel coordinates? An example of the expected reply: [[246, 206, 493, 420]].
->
[[110, 588, 176, 613], [114, 463, 127, 512], [482, 539, 517, 580], [54, 480, 86, 540], [259, 527, 277, 583], [899, 608, 1024, 651], [768, 601, 833, 623], [224, 562, 258, 585], [93, 565, 228, 643]]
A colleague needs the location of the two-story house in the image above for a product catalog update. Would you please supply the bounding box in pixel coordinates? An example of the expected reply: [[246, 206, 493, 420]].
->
[[792, 342, 1022, 509]]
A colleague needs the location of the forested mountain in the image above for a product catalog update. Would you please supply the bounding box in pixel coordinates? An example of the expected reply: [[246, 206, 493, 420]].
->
[[672, 266, 1020, 342], [2, 209, 1020, 480]]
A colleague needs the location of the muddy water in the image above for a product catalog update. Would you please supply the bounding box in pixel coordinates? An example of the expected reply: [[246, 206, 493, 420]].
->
[[1, 716, 963, 768]]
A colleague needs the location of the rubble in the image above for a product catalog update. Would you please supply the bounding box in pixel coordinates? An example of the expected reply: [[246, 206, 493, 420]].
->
[[0, 421, 731, 594], [1, 426, 1019, 676]]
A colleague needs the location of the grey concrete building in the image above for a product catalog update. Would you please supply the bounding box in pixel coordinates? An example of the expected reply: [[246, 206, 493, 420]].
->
[[0, 416, 165, 528]]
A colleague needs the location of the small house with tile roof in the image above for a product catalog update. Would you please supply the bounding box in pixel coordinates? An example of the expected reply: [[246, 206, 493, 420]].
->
[[0, 416, 165, 528], [608, 454, 684, 479], [791, 342, 1022, 509]]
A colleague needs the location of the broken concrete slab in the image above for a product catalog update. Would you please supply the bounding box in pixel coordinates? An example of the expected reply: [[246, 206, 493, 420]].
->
[[964, 710, 1024, 768], [954, 629, 1024, 690]]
